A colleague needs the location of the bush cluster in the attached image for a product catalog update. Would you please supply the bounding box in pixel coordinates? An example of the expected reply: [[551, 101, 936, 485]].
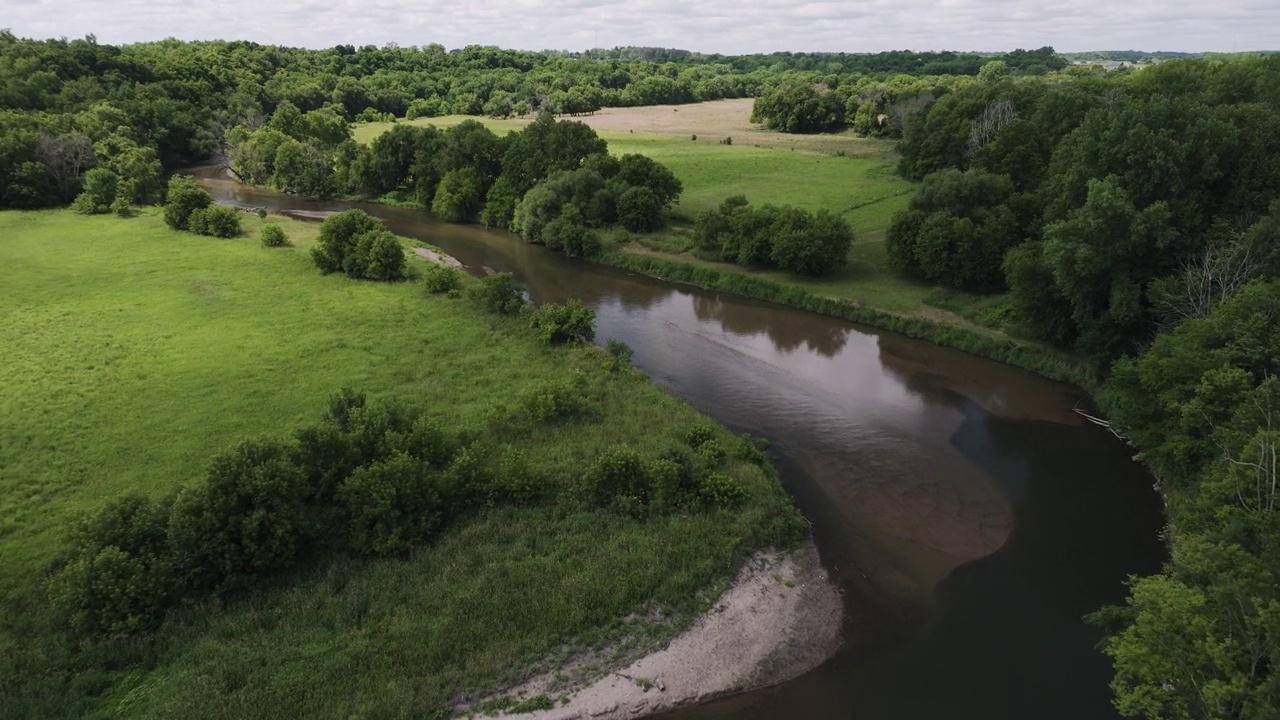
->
[[421, 262, 462, 293], [693, 195, 852, 275], [49, 391, 547, 637], [310, 209, 406, 281], [526, 299, 596, 344], [466, 272, 526, 313], [583, 424, 749, 517], [186, 205, 243, 238]]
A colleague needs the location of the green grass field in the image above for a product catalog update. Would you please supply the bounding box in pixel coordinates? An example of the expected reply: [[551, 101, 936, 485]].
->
[[0, 209, 797, 718]]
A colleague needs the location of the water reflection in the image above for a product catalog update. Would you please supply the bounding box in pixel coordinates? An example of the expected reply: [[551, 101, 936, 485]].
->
[[196, 170, 1165, 720]]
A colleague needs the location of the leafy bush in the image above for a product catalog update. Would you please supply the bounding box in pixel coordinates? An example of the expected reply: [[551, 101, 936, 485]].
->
[[422, 263, 462, 293], [516, 376, 594, 424], [71, 168, 119, 214], [527, 299, 596, 344], [261, 224, 290, 247], [694, 438, 727, 469], [311, 210, 405, 280], [167, 439, 311, 593], [467, 272, 525, 313], [187, 205, 242, 238], [48, 545, 176, 638], [48, 493, 177, 637], [163, 175, 213, 230], [697, 472, 749, 507], [350, 229, 407, 281], [684, 421, 719, 449], [583, 445, 652, 510], [337, 453, 443, 555], [312, 209, 382, 274]]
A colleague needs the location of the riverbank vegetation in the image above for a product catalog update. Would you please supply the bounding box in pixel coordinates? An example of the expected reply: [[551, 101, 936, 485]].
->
[[0, 208, 804, 718]]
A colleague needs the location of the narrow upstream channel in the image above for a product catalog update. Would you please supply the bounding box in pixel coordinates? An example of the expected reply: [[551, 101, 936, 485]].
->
[[196, 170, 1166, 720]]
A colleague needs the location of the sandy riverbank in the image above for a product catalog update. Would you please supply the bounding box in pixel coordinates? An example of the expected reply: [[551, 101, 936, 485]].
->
[[464, 542, 842, 719]]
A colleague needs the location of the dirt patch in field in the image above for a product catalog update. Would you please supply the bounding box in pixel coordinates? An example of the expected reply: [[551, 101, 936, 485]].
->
[[571, 99, 897, 161]]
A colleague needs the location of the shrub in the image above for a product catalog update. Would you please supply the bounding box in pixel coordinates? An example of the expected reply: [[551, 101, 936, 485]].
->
[[163, 175, 213, 230], [697, 472, 749, 507], [167, 438, 310, 593], [190, 205, 242, 238], [261, 224, 290, 247], [684, 421, 719, 449], [421, 262, 462, 293], [694, 438, 727, 470], [47, 493, 177, 637], [337, 453, 442, 555], [467, 272, 525, 314], [516, 376, 593, 423], [71, 167, 119, 215], [48, 545, 176, 638], [584, 445, 651, 510], [528, 299, 596, 344], [352, 229, 407, 281]]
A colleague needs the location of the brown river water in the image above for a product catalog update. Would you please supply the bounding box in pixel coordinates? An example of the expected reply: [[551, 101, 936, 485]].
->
[[196, 170, 1166, 720]]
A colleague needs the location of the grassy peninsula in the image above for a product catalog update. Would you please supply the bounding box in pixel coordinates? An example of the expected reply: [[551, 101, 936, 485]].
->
[[0, 208, 803, 718]]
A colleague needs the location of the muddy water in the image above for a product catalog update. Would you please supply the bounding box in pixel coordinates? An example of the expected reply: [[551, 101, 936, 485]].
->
[[197, 171, 1166, 720]]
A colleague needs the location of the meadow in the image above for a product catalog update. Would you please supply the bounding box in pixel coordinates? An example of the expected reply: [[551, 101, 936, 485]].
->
[[0, 209, 799, 718]]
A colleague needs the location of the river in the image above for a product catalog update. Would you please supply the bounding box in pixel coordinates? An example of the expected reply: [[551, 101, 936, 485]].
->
[[196, 170, 1166, 720]]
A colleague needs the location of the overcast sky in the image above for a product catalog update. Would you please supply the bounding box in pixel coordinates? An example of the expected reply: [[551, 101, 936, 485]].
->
[[3, 0, 1276, 54]]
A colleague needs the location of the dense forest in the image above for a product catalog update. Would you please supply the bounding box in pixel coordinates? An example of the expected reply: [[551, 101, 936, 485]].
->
[[5, 28, 1280, 717], [887, 55, 1280, 718]]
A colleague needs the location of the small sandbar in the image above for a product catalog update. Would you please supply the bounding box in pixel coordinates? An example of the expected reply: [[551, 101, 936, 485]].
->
[[468, 542, 842, 720]]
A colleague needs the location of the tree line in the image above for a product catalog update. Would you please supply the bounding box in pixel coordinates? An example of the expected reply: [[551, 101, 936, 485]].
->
[[880, 54, 1280, 718], [1, 31, 1068, 211]]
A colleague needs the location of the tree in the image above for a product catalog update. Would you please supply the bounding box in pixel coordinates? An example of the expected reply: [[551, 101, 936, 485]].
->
[[70, 167, 118, 214], [1037, 176, 1177, 358], [466, 272, 525, 314], [885, 168, 1020, 292], [431, 167, 485, 222], [770, 209, 852, 275], [312, 209, 382, 274], [617, 185, 663, 232], [34, 132, 95, 200], [162, 174, 213, 231], [616, 153, 682, 208]]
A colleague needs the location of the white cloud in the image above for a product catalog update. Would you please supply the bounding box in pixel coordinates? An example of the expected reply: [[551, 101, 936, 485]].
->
[[3, 0, 1277, 52]]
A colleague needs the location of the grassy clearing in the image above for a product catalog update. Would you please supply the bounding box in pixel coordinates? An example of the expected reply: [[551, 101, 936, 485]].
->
[[0, 209, 798, 718]]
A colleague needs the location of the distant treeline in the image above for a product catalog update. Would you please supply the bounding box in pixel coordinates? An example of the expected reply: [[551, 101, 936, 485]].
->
[[0, 31, 1062, 211]]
